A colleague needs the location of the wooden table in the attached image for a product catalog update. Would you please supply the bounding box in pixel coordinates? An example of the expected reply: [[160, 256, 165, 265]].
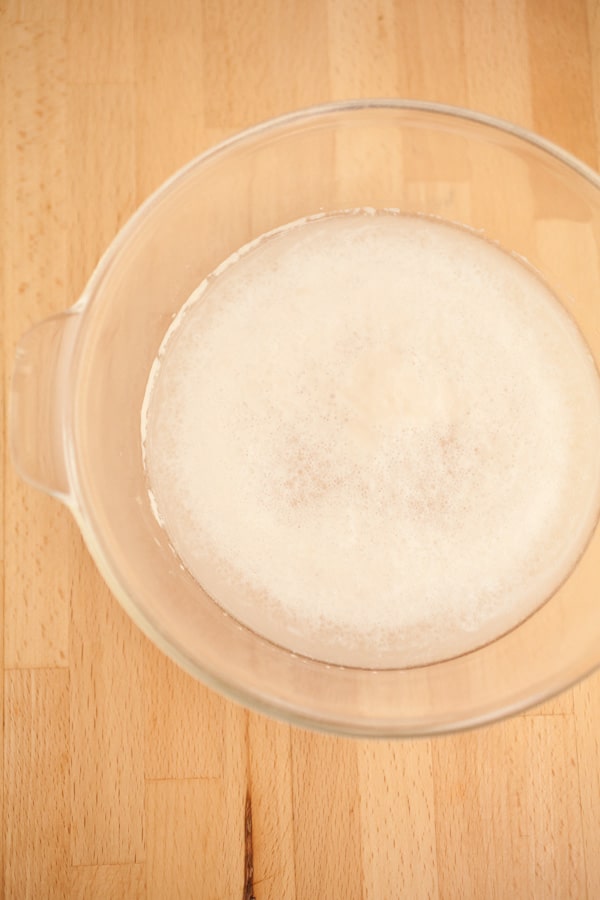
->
[[3, 1, 600, 897]]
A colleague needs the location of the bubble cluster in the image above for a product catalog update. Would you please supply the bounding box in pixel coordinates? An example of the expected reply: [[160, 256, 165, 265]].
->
[[142, 212, 600, 667]]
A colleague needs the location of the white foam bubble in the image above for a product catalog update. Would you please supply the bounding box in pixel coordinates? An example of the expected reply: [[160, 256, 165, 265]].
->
[[142, 212, 600, 667]]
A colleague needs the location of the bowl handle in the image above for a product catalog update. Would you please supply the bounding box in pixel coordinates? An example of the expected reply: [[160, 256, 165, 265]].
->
[[9, 311, 81, 502]]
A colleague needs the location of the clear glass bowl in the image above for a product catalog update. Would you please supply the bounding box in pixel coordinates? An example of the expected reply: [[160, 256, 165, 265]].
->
[[10, 100, 600, 737]]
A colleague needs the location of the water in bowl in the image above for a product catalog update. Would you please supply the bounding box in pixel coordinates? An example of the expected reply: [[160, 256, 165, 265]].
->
[[142, 211, 600, 667]]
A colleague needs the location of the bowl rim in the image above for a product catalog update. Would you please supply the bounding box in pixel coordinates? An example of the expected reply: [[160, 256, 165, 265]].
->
[[71, 97, 600, 317]]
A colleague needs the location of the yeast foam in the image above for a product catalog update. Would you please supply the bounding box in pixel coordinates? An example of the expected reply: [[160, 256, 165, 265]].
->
[[142, 213, 600, 667]]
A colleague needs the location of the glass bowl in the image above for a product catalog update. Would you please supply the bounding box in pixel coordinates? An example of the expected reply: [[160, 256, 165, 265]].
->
[[10, 100, 600, 737]]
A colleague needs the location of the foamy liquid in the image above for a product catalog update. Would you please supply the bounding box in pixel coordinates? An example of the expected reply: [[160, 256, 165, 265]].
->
[[142, 212, 600, 667]]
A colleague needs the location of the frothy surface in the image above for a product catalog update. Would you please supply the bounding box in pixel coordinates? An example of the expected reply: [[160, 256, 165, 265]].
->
[[142, 213, 600, 667]]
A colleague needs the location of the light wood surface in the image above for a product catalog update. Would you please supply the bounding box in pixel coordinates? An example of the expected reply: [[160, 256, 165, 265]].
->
[[2, 1, 600, 897]]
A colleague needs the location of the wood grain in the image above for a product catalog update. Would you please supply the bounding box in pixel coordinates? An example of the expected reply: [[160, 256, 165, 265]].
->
[[573, 677, 600, 897], [291, 731, 363, 898], [3, 18, 72, 669], [527, 0, 597, 167], [145, 779, 242, 899], [432, 718, 587, 898], [69, 556, 145, 865], [202, 0, 330, 128], [357, 741, 438, 898], [247, 717, 296, 900], [70, 864, 146, 900], [4, 669, 70, 898], [143, 644, 226, 781], [3, 0, 600, 897], [0, 9, 7, 890]]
